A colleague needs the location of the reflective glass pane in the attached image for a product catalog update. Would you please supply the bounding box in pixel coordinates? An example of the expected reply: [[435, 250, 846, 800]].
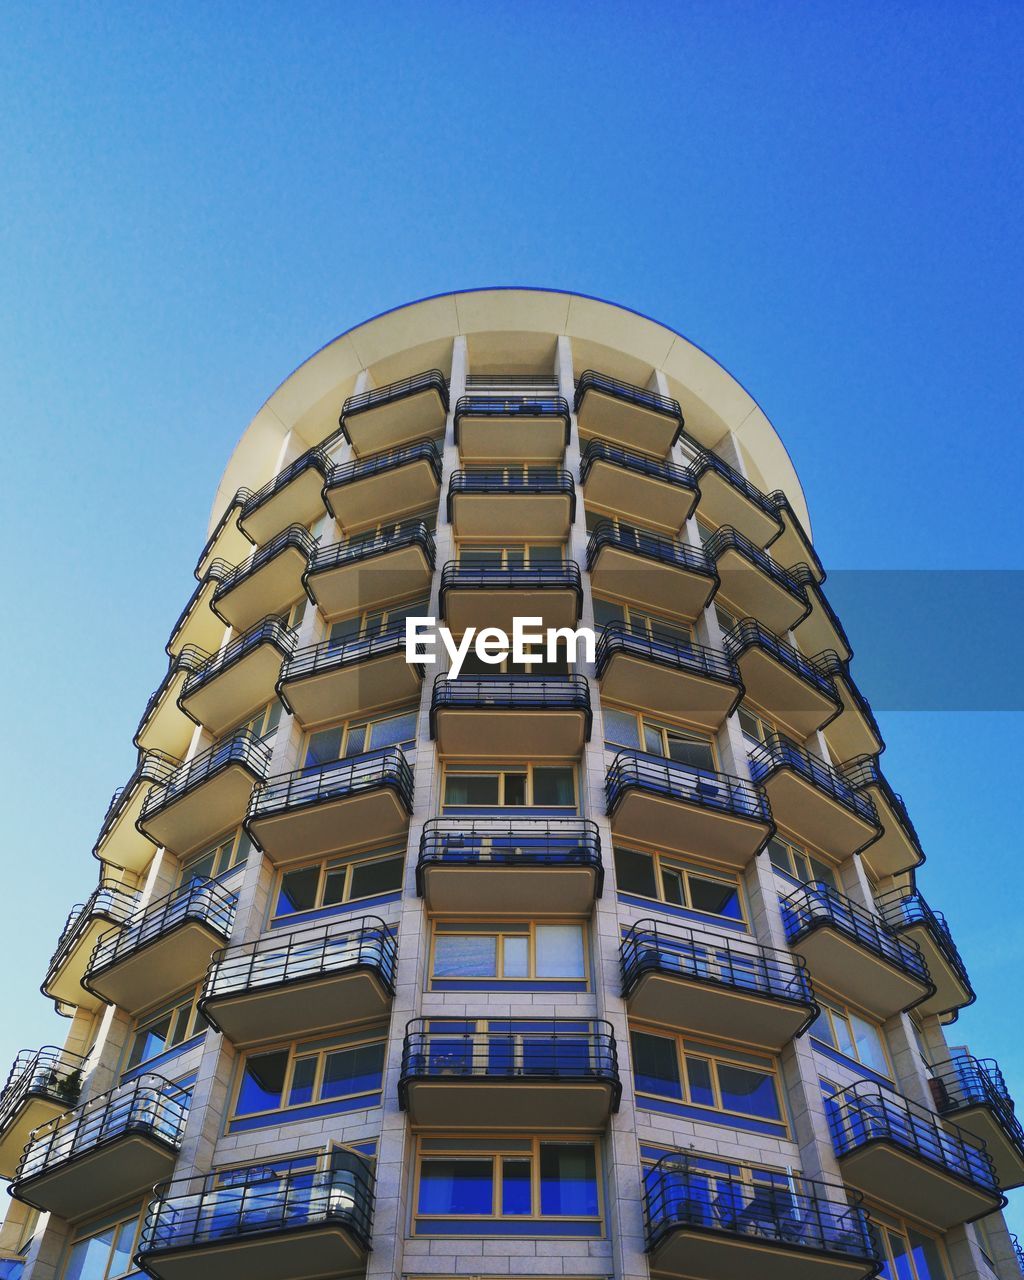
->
[[418, 1158, 493, 1215], [322, 1043, 385, 1098], [850, 1012, 891, 1077], [501, 1158, 532, 1215], [275, 866, 319, 915], [64, 1230, 115, 1280], [688, 875, 742, 919], [631, 1031, 682, 1098], [535, 925, 585, 977], [886, 1229, 916, 1280], [661, 867, 685, 906], [369, 711, 417, 749], [603, 707, 641, 749], [717, 1063, 781, 1119], [686, 1057, 715, 1107], [236, 1050, 289, 1115], [539, 1144, 597, 1216], [503, 772, 528, 805], [110, 1219, 137, 1276], [502, 936, 530, 978], [613, 846, 658, 898], [434, 934, 498, 978], [322, 865, 349, 905], [908, 1229, 949, 1279], [444, 774, 500, 805], [532, 767, 574, 806], [288, 1056, 317, 1107], [349, 856, 404, 900], [304, 728, 343, 768]]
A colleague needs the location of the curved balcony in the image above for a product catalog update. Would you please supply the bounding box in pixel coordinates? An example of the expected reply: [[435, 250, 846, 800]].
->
[[748, 734, 879, 859], [340, 368, 449, 454], [930, 1056, 1024, 1190], [179, 619, 296, 738], [580, 439, 698, 535], [195, 491, 251, 582], [417, 818, 602, 914], [644, 1155, 878, 1280], [790, 566, 853, 663], [688, 446, 782, 549], [166, 562, 232, 660], [574, 370, 683, 457], [724, 619, 839, 739], [607, 750, 772, 868], [42, 880, 138, 1012], [399, 1018, 620, 1131], [596, 623, 741, 731], [136, 650, 206, 756], [766, 490, 825, 582], [454, 393, 570, 462], [448, 467, 575, 538], [246, 746, 414, 866], [704, 526, 808, 635], [587, 522, 717, 621], [828, 1080, 1004, 1228], [324, 438, 442, 531], [781, 883, 933, 1019], [199, 915, 396, 1046], [430, 674, 591, 758], [813, 651, 885, 763], [211, 525, 315, 633], [0, 1049, 86, 1180], [138, 732, 272, 857], [841, 755, 924, 879], [278, 624, 423, 729], [11, 1075, 189, 1222], [622, 918, 817, 1051], [877, 889, 973, 1021], [137, 1153, 375, 1280], [236, 446, 331, 546], [304, 520, 435, 619], [93, 750, 179, 871], [438, 559, 582, 634]]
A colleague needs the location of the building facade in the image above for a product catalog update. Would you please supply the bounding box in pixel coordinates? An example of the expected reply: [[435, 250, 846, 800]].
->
[[1, 288, 1021, 1280]]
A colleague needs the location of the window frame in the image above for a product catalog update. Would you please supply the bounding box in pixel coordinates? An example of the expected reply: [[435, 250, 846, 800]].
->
[[328, 596, 431, 645], [454, 539, 568, 567], [271, 848, 406, 922], [125, 987, 203, 1072], [303, 704, 419, 766], [178, 826, 252, 888], [867, 1203, 953, 1280], [612, 845, 746, 925], [441, 763, 579, 811], [809, 998, 894, 1080], [428, 921, 589, 986], [765, 833, 838, 891], [591, 595, 693, 645], [603, 705, 719, 770], [230, 1032, 387, 1122], [61, 1205, 146, 1280]]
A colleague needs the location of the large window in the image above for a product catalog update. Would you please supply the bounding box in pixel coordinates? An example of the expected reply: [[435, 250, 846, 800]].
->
[[766, 834, 837, 891], [233, 1036, 385, 1119], [430, 922, 587, 985], [613, 846, 744, 922], [126, 990, 202, 1070], [225, 699, 283, 745], [630, 1028, 785, 1126], [62, 1207, 143, 1280], [870, 1206, 950, 1280], [456, 542, 566, 568], [328, 597, 429, 645], [810, 1001, 891, 1078], [303, 707, 418, 767], [273, 849, 404, 920], [442, 765, 577, 809], [603, 707, 716, 771], [592, 597, 692, 646], [179, 827, 251, 887]]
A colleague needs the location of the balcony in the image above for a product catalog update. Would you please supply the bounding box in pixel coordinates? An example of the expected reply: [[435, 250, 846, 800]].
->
[[704, 526, 809, 635], [236, 446, 331, 546], [0, 1049, 86, 1180], [430, 674, 591, 758], [828, 1081, 1005, 1228], [135, 651, 205, 756], [841, 756, 924, 880], [930, 1056, 1024, 1190], [324, 438, 442, 532], [607, 751, 772, 868], [580, 440, 698, 535], [791, 567, 853, 664], [417, 818, 602, 914], [813, 651, 885, 764], [596, 622, 741, 732], [195, 492, 252, 582], [447, 468, 575, 538], [454, 393, 570, 462], [93, 750, 179, 872], [84, 878, 236, 1016], [42, 880, 138, 1012], [689, 447, 782, 548], [278, 625, 423, 729], [574, 370, 683, 457], [199, 916, 395, 1045], [178, 620, 295, 738], [399, 1018, 620, 1130], [644, 1155, 879, 1280], [767, 491, 825, 583], [877, 889, 974, 1020], [340, 368, 449, 455], [439, 559, 582, 634], [211, 526, 316, 633], [622, 918, 817, 1051], [748, 734, 879, 859], [138, 732, 272, 857], [587, 523, 717, 620], [781, 883, 933, 1019], [10, 1074, 188, 1222], [246, 747, 414, 865], [166, 563, 232, 659], [724, 619, 838, 740], [137, 1153, 374, 1280], [304, 521, 435, 619]]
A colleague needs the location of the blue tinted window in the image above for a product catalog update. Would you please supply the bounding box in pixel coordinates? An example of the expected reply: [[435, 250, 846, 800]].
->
[[631, 1031, 682, 1099], [236, 1050, 288, 1115], [539, 1144, 597, 1216], [418, 1159, 493, 1215], [717, 1063, 780, 1119]]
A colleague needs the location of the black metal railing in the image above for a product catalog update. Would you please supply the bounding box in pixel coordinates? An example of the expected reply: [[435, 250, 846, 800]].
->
[[789, 564, 854, 658], [596, 621, 739, 692], [211, 525, 317, 612], [305, 520, 435, 584], [430, 674, 592, 739], [86, 878, 237, 989], [841, 755, 923, 858], [324, 437, 442, 499], [574, 369, 683, 427], [748, 733, 878, 827], [438, 559, 583, 619], [13, 1075, 189, 1190], [606, 750, 771, 827], [416, 818, 603, 895], [782, 882, 932, 991], [622, 918, 817, 1024], [1012, 1232, 1024, 1271], [587, 521, 717, 581], [447, 468, 576, 522], [0, 1049, 87, 1135], [278, 623, 419, 703], [724, 619, 837, 701], [164, 563, 233, 658], [140, 732, 272, 825], [876, 889, 973, 1009], [180, 618, 297, 705], [246, 746, 414, 836], [138, 1151, 376, 1260], [930, 1055, 1024, 1156], [98, 750, 180, 840], [828, 1080, 1001, 1197], [236, 446, 331, 521], [340, 368, 449, 428], [137, 648, 207, 740], [194, 491, 247, 578], [766, 490, 826, 580], [453, 394, 571, 444], [704, 525, 808, 611], [643, 1153, 878, 1266], [579, 438, 697, 492], [200, 916, 396, 1028], [812, 650, 885, 752], [46, 881, 139, 979], [687, 440, 780, 522]]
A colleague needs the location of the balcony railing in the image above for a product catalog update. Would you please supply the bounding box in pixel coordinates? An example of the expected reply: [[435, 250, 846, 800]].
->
[[782, 883, 931, 987], [341, 368, 449, 426], [0, 1049, 87, 1136], [236, 447, 331, 522], [247, 746, 415, 830], [724, 619, 836, 701], [417, 817, 602, 887], [97, 751, 180, 842], [326, 436, 442, 492], [688, 444, 779, 521], [140, 731, 272, 825], [179, 618, 297, 704], [790, 564, 854, 657], [748, 733, 878, 826], [704, 525, 808, 607], [812, 649, 885, 749], [306, 519, 435, 576], [279, 622, 416, 690], [439, 559, 583, 611], [597, 621, 739, 690], [766, 490, 826, 580], [574, 370, 682, 426], [135, 651, 205, 744], [453, 393, 571, 437], [430, 674, 592, 734], [622, 918, 816, 1021], [211, 524, 317, 606], [643, 1153, 878, 1267], [447, 467, 576, 519], [931, 1055, 1024, 1150], [46, 881, 138, 979], [607, 750, 770, 825], [1012, 1232, 1024, 1271], [164, 564, 232, 659], [842, 754, 922, 847], [876, 890, 973, 1003], [579, 438, 696, 491], [587, 520, 716, 580]]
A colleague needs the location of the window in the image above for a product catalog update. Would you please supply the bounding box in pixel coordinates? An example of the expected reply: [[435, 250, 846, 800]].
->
[[281, 597, 307, 632], [344, 511, 436, 546], [430, 923, 587, 985], [179, 828, 251, 887], [127, 991, 202, 1070], [592, 597, 692, 646], [63, 1207, 143, 1280], [273, 849, 404, 919], [223, 699, 282, 746], [233, 1036, 385, 1118], [442, 765, 576, 809], [630, 1029, 784, 1124], [604, 707, 716, 771], [870, 1206, 951, 1280], [715, 603, 739, 636], [456, 541, 566, 568], [810, 1000, 891, 1078], [303, 707, 418, 767], [766, 835, 837, 891], [738, 705, 776, 750], [328, 597, 430, 645], [613, 846, 743, 921]]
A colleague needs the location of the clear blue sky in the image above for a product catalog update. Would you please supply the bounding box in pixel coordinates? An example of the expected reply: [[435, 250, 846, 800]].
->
[[2, 0, 1022, 1234]]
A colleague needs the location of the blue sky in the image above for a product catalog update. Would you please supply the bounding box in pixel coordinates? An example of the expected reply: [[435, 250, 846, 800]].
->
[[2, 0, 1023, 1235]]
